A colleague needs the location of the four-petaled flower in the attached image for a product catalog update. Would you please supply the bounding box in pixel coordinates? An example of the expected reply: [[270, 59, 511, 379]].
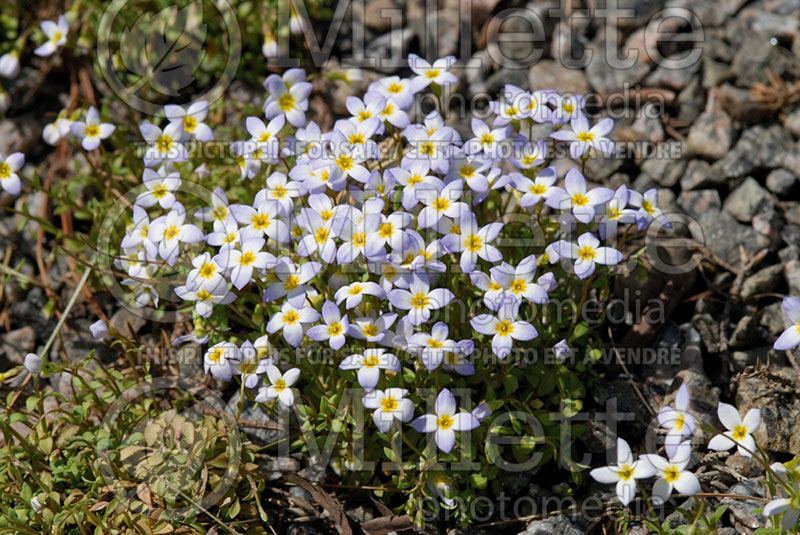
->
[[412, 389, 479, 453]]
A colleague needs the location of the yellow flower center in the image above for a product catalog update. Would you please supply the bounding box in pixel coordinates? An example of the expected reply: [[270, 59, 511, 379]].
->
[[0, 163, 9, 179], [674, 413, 684, 431], [320, 209, 334, 221], [530, 184, 547, 195], [164, 224, 180, 240], [284, 275, 300, 290], [349, 133, 365, 145], [363, 355, 380, 368], [52, 31, 63, 44], [336, 154, 354, 171], [577, 245, 596, 261], [522, 155, 536, 166], [196, 288, 212, 301], [357, 111, 372, 122], [663, 466, 680, 483], [198, 262, 216, 278], [183, 116, 197, 133], [272, 185, 288, 199], [252, 214, 271, 230], [152, 183, 168, 198], [328, 322, 342, 336], [428, 339, 443, 349], [576, 131, 595, 142], [460, 165, 476, 179], [315, 227, 329, 243], [387, 82, 403, 93], [607, 206, 621, 220], [433, 198, 450, 212], [618, 464, 634, 481], [86, 124, 100, 137], [495, 320, 514, 336], [348, 284, 363, 295], [208, 348, 224, 363], [489, 281, 503, 291], [480, 133, 494, 145], [240, 360, 257, 375], [437, 414, 454, 429], [562, 102, 575, 113], [381, 103, 394, 117], [732, 425, 748, 441], [155, 134, 173, 152], [411, 293, 429, 309], [408, 174, 423, 186], [274, 378, 287, 392], [572, 193, 589, 206], [352, 232, 366, 247], [511, 279, 527, 294], [283, 310, 299, 325], [420, 142, 435, 156], [278, 93, 295, 112], [642, 200, 656, 214], [380, 396, 398, 411], [259, 132, 271, 143], [378, 222, 394, 238], [240, 251, 256, 266], [224, 232, 237, 244], [362, 323, 378, 337], [213, 205, 227, 220], [465, 234, 482, 253], [425, 69, 441, 79]]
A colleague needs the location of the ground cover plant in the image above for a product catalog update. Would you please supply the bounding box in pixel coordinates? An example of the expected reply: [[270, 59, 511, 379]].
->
[[2, 0, 800, 534]]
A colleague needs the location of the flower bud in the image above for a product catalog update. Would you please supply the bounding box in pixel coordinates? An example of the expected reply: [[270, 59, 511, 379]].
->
[[0, 51, 20, 79], [24, 353, 43, 375]]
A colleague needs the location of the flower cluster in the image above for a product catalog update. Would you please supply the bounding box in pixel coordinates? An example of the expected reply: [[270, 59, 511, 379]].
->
[[592, 385, 800, 532], [105, 56, 678, 455]]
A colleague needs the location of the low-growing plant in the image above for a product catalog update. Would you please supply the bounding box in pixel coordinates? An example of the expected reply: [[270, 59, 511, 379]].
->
[[0, 352, 268, 534], [5, 6, 800, 533]]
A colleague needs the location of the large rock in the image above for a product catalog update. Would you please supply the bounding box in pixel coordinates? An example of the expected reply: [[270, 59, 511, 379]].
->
[[584, 38, 651, 93], [710, 125, 792, 181], [520, 514, 585, 535], [735, 367, 800, 455], [687, 109, 735, 161], [677, 189, 721, 221], [765, 169, 797, 197], [740, 264, 784, 299], [721, 480, 767, 531], [643, 52, 701, 91], [784, 259, 800, 296], [528, 59, 590, 95], [640, 155, 685, 187], [695, 211, 771, 267], [731, 32, 793, 86], [722, 177, 773, 223], [362, 0, 400, 32]]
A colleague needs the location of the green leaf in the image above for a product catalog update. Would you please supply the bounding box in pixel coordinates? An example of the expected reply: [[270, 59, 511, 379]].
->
[[26, 396, 40, 412], [383, 447, 398, 462], [470, 473, 488, 489], [561, 399, 582, 418], [9, 413, 27, 424]]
